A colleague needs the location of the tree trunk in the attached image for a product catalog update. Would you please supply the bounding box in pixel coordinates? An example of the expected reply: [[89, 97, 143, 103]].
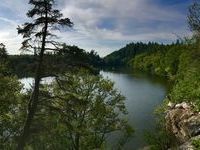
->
[[75, 133, 80, 150], [16, 8, 48, 150], [16, 64, 42, 150]]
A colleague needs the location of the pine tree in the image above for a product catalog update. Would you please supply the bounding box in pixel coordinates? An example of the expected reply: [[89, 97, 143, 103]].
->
[[188, 1, 200, 36], [17, 0, 73, 149]]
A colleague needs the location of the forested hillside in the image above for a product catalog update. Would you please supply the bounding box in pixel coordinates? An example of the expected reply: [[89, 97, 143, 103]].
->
[[104, 41, 181, 66]]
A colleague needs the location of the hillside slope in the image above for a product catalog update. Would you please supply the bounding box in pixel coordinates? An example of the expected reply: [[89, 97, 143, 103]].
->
[[104, 42, 180, 66]]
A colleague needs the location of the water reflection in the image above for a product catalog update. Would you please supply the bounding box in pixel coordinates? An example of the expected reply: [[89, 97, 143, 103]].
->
[[101, 69, 168, 149]]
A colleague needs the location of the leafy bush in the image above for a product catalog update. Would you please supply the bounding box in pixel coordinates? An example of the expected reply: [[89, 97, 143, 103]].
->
[[24, 71, 134, 149], [192, 139, 200, 150]]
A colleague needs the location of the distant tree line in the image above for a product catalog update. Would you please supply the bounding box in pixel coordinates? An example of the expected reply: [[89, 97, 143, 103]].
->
[[8, 44, 104, 77], [104, 41, 182, 66]]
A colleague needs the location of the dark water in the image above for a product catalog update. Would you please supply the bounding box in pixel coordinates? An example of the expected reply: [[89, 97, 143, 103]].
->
[[101, 68, 169, 149], [20, 68, 169, 150]]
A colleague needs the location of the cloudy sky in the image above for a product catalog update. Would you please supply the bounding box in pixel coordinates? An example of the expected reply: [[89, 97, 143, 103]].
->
[[0, 0, 192, 56]]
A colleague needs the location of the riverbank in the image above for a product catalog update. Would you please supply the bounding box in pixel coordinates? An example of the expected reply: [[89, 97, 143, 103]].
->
[[131, 42, 200, 111], [130, 42, 200, 148]]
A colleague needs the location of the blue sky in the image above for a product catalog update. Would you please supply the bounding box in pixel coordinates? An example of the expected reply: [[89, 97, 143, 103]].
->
[[0, 0, 192, 56]]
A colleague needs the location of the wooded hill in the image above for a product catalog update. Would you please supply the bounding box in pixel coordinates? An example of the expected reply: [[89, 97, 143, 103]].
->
[[103, 41, 182, 66]]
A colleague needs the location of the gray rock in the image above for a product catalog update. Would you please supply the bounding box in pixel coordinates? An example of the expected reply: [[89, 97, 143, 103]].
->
[[178, 135, 200, 150], [166, 103, 200, 143], [175, 102, 190, 109]]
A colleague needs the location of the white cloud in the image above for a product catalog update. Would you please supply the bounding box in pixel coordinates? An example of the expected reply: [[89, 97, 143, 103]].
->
[[0, 28, 22, 54], [0, 16, 18, 26], [59, 0, 189, 54], [0, 0, 191, 56]]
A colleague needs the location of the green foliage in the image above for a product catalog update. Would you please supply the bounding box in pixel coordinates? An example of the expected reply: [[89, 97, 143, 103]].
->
[[170, 46, 200, 110], [58, 44, 104, 67], [192, 139, 200, 150], [145, 129, 176, 150], [104, 42, 178, 67], [9, 55, 37, 77], [132, 44, 183, 77], [0, 76, 25, 149], [0, 47, 26, 149], [27, 71, 133, 149]]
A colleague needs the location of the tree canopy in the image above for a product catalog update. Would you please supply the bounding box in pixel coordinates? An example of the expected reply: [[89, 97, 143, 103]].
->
[[23, 71, 133, 149]]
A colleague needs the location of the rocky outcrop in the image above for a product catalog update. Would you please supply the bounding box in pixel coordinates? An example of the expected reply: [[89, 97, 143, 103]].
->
[[166, 102, 200, 149], [178, 135, 200, 150]]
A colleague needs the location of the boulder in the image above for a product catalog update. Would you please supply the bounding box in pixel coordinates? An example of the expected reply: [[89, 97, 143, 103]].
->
[[175, 102, 191, 109], [165, 102, 200, 143]]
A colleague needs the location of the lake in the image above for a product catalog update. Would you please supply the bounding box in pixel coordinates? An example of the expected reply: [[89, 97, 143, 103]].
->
[[20, 68, 169, 149]]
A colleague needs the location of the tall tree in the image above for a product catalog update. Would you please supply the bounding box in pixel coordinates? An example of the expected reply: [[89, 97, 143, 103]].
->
[[16, 0, 73, 149], [188, 1, 200, 37]]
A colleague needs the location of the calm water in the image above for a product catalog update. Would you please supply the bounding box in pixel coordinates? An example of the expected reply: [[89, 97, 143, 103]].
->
[[101, 69, 169, 149], [20, 69, 169, 149]]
